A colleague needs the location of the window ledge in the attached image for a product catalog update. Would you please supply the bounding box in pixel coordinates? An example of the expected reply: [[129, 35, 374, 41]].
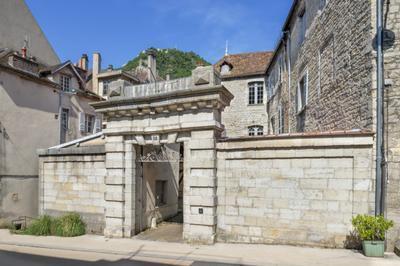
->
[[248, 103, 265, 107]]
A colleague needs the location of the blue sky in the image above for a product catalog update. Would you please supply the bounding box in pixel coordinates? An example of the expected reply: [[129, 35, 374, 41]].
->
[[25, 0, 292, 67]]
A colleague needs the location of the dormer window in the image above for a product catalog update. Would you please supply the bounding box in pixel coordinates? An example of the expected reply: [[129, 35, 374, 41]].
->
[[60, 75, 71, 92], [220, 60, 232, 75]]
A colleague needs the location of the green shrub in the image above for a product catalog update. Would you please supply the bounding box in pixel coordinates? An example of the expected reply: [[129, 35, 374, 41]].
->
[[352, 214, 394, 241], [53, 213, 86, 237], [23, 215, 53, 236], [17, 213, 85, 237]]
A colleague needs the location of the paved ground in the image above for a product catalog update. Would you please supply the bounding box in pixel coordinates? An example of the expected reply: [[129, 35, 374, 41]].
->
[[0, 229, 399, 266], [134, 223, 183, 243]]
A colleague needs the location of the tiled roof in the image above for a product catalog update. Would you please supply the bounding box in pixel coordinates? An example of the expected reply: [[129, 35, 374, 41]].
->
[[214, 51, 273, 79]]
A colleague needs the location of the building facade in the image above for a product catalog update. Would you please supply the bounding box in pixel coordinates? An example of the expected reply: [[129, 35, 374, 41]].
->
[[265, 0, 400, 248], [0, 0, 103, 222], [215, 52, 272, 137], [38, 66, 376, 249]]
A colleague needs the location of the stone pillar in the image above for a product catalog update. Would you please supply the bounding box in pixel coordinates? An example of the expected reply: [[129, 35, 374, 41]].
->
[[123, 142, 136, 237], [104, 136, 127, 237], [183, 130, 217, 244]]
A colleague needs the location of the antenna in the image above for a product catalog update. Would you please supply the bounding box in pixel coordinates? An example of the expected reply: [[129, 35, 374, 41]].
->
[[225, 40, 229, 56]]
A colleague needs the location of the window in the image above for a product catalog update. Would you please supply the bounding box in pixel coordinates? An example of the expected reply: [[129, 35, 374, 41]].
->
[[220, 63, 231, 75], [61, 108, 69, 130], [296, 72, 308, 112], [278, 105, 284, 134], [155, 180, 167, 207], [60, 108, 69, 144], [60, 75, 71, 92], [248, 82, 264, 104], [248, 125, 264, 136], [85, 114, 95, 133], [102, 80, 110, 96], [296, 72, 308, 132], [298, 7, 306, 45]]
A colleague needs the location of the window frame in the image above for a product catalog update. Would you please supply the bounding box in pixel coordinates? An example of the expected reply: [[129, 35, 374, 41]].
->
[[60, 75, 71, 92], [278, 105, 284, 134], [296, 71, 308, 113], [61, 108, 69, 131], [102, 80, 110, 96], [248, 125, 264, 136], [85, 114, 95, 133], [248, 82, 264, 105]]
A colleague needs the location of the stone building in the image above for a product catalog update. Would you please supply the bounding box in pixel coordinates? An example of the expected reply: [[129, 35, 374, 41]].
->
[[38, 65, 376, 248], [265, 0, 400, 248], [89, 49, 161, 99], [0, 0, 102, 222], [215, 51, 272, 137]]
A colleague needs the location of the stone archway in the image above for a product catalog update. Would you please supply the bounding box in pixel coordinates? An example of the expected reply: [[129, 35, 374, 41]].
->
[[91, 66, 233, 244]]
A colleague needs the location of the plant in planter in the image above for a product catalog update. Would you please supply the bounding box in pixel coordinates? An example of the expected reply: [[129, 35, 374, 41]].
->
[[352, 214, 394, 257]]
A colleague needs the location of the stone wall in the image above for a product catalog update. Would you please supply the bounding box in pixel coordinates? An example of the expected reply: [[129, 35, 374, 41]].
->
[[221, 76, 268, 137], [38, 146, 106, 234], [267, 0, 373, 133], [216, 133, 374, 248], [382, 0, 400, 250]]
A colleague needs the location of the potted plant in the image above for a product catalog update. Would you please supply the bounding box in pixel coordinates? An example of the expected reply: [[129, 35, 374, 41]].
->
[[352, 214, 394, 257]]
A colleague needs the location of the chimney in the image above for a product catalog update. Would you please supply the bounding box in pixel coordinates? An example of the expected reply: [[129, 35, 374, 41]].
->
[[79, 54, 88, 71], [166, 74, 170, 81], [21, 46, 27, 58], [146, 48, 157, 82], [92, 52, 101, 94], [107, 64, 113, 71]]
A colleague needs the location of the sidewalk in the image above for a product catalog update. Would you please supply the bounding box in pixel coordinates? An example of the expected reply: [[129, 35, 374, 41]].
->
[[0, 229, 399, 266]]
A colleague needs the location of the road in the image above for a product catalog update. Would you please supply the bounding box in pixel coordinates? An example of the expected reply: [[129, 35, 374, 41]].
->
[[0, 249, 163, 266], [0, 245, 234, 266]]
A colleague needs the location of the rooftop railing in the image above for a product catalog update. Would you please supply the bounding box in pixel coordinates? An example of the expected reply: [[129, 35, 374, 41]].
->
[[107, 66, 221, 99]]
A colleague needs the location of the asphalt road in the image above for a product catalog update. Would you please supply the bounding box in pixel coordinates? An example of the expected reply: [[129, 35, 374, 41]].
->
[[0, 249, 236, 266], [0, 250, 165, 266]]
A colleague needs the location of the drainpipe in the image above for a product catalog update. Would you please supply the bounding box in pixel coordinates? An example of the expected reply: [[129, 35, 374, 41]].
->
[[375, 0, 384, 216]]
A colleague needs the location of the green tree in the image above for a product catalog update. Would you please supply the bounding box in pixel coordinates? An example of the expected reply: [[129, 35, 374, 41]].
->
[[123, 48, 210, 80]]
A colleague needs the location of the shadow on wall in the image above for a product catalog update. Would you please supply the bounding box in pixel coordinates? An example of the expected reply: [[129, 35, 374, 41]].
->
[[1, 72, 59, 113]]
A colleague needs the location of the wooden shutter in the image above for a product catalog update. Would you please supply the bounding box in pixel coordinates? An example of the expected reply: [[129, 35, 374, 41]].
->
[[95, 116, 102, 133], [79, 112, 85, 132]]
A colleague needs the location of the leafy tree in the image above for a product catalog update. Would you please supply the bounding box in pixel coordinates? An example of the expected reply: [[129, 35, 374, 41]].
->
[[123, 48, 210, 80]]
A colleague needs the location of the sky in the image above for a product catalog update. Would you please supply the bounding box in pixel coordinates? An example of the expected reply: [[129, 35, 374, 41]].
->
[[25, 0, 292, 68]]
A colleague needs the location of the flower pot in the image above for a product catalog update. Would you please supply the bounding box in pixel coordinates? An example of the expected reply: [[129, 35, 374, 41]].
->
[[362, 240, 385, 257]]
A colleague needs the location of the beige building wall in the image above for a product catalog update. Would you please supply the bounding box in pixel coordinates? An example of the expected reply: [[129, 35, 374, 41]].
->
[[0, 0, 60, 65], [0, 70, 60, 219]]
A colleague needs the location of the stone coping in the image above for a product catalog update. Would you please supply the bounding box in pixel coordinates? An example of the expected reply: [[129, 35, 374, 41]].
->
[[38, 145, 105, 156], [217, 130, 374, 150], [90, 85, 234, 111]]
